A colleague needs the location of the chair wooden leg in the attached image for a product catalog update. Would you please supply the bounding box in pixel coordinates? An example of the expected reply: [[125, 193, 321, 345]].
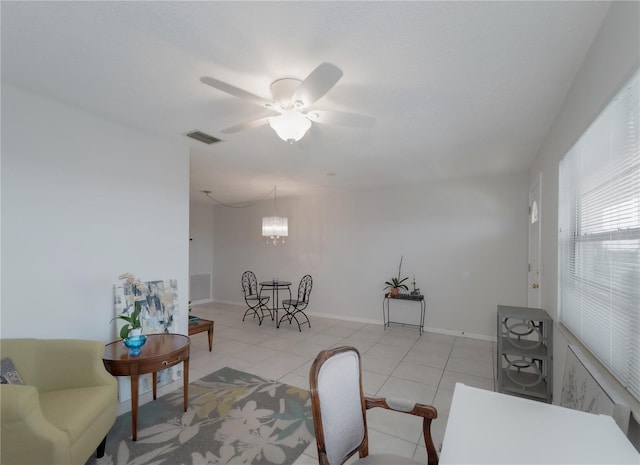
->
[[96, 435, 107, 458]]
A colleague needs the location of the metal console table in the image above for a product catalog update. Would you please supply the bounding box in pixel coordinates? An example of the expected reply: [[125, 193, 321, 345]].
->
[[382, 293, 425, 335]]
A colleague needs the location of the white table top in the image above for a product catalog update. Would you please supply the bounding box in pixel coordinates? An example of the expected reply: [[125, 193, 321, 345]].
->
[[440, 383, 639, 464]]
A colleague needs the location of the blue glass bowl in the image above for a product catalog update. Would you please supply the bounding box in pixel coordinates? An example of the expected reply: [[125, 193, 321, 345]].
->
[[123, 335, 147, 355]]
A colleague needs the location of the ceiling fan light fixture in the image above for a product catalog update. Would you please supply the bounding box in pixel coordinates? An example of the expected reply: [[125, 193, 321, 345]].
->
[[268, 111, 311, 143]]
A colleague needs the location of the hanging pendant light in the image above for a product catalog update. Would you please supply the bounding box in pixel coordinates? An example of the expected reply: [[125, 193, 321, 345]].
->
[[262, 186, 288, 245]]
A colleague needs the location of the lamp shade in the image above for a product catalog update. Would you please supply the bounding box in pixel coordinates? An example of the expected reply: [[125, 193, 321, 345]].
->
[[268, 111, 312, 143], [262, 216, 288, 245]]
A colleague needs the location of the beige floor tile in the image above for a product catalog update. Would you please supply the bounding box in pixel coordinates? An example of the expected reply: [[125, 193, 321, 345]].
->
[[212, 339, 253, 354], [249, 352, 309, 380], [232, 345, 279, 364], [347, 329, 386, 344], [279, 372, 310, 390], [453, 336, 494, 350], [391, 361, 443, 387], [321, 325, 357, 338], [432, 387, 454, 418], [288, 341, 332, 359], [377, 376, 437, 404], [366, 428, 419, 459], [403, 349, 449, 370], [258, 335, 301, 351], [445, 356, 494, 379], [439, 370, 495, 391], [410, 338, 455, 357], [378, 333, 419, 350], [450, 342, 494, 363], [365, 342, 410, 363], [339, 336, 375, 354], [362, 369, 388, 396], [366, 407, 424, 444], [361, 352, 402, 375], [306, 332, 347, 347], [293, 360, 314, 378]]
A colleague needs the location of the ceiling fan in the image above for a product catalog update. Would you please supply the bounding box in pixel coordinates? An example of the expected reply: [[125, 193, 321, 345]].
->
[[200, 63, 375, 143]]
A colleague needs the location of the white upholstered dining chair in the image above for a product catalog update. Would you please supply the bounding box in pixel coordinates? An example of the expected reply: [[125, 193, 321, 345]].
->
[[309, 346, 439, 465]]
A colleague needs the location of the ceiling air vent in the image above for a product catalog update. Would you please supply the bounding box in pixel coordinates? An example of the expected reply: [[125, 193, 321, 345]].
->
[[186, 131, 222, 145]]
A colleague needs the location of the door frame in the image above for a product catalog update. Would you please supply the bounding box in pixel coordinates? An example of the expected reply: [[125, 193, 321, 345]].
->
[[528, 172, 542, 308]]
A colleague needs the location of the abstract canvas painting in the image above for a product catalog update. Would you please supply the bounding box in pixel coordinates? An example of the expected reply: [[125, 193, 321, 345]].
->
[[113, 278, 181, 402]]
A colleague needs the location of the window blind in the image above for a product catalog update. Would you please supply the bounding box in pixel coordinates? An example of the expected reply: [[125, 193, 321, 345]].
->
[[558, 69, 639, 400]]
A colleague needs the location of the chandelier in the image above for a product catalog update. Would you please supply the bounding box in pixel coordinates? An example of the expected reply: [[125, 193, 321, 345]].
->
[[262, 186, 288, 245]]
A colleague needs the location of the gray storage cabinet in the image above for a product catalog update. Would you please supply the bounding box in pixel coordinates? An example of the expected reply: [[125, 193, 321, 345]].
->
[[497, 305, 553, 403]]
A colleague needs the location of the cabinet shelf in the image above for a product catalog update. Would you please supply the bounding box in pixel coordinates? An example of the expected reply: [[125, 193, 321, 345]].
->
[[497, 305, 553, 403], [500, 336, 548, 358], [500, 368, 548, 400]]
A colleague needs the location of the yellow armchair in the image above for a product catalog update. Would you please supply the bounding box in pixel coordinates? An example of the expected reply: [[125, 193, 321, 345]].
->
[[1, 339, 117, 465]]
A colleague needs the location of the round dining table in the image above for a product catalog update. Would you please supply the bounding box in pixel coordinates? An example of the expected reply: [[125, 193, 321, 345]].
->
[[259, 280, 292, 327]]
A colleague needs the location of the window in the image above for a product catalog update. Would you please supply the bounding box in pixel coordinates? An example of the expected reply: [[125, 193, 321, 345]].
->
[[558, 69, 639, 400]]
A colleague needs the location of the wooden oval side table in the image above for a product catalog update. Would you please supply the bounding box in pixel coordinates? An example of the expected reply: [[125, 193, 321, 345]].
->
[[103, 333, 190, 441]]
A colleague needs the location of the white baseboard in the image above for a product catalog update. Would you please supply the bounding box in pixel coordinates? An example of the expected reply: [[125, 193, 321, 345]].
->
[[198, 301, 496, 343]]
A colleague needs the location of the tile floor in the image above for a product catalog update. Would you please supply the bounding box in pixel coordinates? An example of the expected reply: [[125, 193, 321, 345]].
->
[[122, 302, 497, 464]]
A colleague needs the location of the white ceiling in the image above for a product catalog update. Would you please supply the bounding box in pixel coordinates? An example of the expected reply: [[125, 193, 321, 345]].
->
[[1, 1, 611, 204]]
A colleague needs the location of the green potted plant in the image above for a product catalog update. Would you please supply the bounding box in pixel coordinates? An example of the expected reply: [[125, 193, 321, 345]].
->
[[384, 255, 409, 297], [115, 302, 143, 339]]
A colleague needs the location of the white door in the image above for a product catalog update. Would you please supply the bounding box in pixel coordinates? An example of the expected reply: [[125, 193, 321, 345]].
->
[[528, 174, 542, 308]]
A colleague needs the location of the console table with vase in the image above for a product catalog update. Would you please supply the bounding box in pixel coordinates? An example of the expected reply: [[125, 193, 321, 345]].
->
[[102, 333, 190, 441]]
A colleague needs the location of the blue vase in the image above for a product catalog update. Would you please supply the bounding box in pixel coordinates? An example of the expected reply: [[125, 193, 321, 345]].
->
[[123, 335, 147, 356]]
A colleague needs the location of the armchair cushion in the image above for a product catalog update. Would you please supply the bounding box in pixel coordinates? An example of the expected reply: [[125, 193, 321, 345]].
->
[[0, 338, 117, 465]]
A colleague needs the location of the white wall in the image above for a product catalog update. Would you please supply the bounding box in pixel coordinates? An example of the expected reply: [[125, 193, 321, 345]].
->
[[1, 85, 190, 342], [527, 0, 639, 429], [209, 173, 528, 339]]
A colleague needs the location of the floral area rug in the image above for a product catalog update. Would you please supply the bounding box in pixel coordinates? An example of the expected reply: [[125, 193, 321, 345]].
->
[[87, 367, 315, 465]]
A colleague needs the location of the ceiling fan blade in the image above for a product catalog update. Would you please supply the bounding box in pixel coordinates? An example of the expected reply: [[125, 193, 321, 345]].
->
[[309, 110, 376, 128], [291, 63, 343, 108], [200, 76, 269, 108], [221, 117, 271, 134]]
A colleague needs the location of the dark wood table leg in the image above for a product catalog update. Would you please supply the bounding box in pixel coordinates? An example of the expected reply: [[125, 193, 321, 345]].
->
[[152, 371, 158, 400], [130, 372, 139, 441], [183, 359, 189, 412], [207, 323, 213, 351]]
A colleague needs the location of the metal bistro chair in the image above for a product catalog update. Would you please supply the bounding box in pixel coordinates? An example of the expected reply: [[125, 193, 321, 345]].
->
[[310, 346, 439, 465], [280, 274, 312, 331], [241, 271, 271, 325]]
